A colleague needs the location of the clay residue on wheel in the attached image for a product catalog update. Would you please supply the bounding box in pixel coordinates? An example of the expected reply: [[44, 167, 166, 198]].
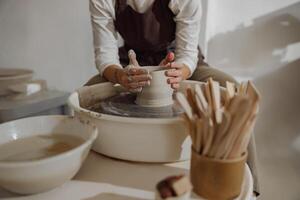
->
[[90, 92, 183, 118]]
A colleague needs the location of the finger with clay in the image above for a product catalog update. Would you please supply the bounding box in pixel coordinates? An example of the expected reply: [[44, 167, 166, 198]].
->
[[125, 65, 152, 92], [160, 52, 191, 90], [116, 50, 152, 92]]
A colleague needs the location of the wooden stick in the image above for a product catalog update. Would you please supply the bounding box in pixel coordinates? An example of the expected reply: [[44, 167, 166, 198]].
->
[[240, 117, 257, 154], [186, 86, 199, 117], [225, 81, 235, 105], [204, 82, 213, 115], [228, 92, 259, 158], [246, 81, 260, 101], [195, 94, 209, 119], [202, 118, 214, 156], [238, 82, 247, 95], [246, 81, 260, 115], [183, 115, 196, 146], [209, 111, 231, 158], [228, 81, 260, 157], [209, 79, 223, 124], [209, 79, 220, 111], [200, 115, 209, 155], [229, 116, 256, 158], [195, 118, 203, 153], [176, 92, 194, 121], [222, 96, 252, 159], [176, 92, 197, 147], [215, 96, 247, 158], [195, 84, 208, 111]]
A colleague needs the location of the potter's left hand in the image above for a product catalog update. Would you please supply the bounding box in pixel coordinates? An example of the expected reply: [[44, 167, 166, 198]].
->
[[160, 52, 191, 90]]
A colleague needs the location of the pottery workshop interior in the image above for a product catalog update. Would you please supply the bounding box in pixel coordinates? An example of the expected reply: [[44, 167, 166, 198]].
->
[[0, 0, 300, 200]]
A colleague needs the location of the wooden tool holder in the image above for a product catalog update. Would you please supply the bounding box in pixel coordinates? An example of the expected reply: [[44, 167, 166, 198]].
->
[[190, 148, 247, 200]]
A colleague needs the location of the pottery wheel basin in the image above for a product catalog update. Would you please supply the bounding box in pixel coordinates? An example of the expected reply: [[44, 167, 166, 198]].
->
[[68, 81, 203, 163]]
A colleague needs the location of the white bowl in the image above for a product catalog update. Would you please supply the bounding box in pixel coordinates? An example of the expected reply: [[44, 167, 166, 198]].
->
[[0, 115, 98, 194], [67, 81, 202, 163]]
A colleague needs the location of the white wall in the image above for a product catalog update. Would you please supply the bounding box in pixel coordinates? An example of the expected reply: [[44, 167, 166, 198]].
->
[[205, 0, 300, 80], [0, 0, 97, 91]]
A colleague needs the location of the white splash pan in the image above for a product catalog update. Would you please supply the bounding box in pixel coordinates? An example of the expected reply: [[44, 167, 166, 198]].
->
[[68, 81, 201, 163]]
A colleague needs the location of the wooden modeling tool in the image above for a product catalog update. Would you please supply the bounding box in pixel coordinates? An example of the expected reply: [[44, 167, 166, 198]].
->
[[195, 84, 208, 111], [209, 111, 231, 157], [202, 118, 214, 156], [208, 78, 222, 124], [204, 82, 213, 115], [225, 81, 235, 106], [186, 86, 198, 116], [195, 118, 203, 153], [176, 92, 193, 121]]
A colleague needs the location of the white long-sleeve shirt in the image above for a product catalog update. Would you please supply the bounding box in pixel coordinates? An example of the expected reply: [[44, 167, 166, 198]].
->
[[90, 0, 202, 76]]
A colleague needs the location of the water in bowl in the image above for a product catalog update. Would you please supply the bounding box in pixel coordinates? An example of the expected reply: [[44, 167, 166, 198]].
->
[[0, 134, 84, 162]]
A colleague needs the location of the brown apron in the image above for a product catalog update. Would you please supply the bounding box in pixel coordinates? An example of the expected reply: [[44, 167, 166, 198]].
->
[[114, 0, 205, 66]]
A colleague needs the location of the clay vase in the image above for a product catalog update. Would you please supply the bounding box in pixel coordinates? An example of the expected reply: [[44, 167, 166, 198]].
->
[[136, 66, 174, 107]]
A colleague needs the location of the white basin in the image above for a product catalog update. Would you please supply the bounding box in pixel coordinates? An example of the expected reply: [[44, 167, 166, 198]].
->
[[67, 81, 201, 163], [0, 115, 98, 194]]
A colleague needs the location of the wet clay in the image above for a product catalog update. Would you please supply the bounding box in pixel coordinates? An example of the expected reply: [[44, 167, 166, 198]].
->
[[136, 67, 174, 107], [91, 92, 184, 118], [0, 134, 84, 162]]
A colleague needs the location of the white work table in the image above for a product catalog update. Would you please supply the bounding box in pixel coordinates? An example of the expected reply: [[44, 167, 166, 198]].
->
[[0, 151, 254, 200]]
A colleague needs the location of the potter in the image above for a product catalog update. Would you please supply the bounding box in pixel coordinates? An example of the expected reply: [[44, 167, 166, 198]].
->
[[86, 0, 260, 196]]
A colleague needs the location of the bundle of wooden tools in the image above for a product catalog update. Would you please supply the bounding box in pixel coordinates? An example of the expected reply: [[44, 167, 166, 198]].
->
[[176, 78, 260, 159]]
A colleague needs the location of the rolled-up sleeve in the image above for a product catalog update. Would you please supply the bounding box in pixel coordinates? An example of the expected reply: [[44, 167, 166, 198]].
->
[[170, 0, 202, 76], [90, 0, 122, 75]]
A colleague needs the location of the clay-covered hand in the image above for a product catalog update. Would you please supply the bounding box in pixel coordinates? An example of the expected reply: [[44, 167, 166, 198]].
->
[[160, 52, 191, 90], [116, 66, 151, 92], [116, 50, 152, 92]]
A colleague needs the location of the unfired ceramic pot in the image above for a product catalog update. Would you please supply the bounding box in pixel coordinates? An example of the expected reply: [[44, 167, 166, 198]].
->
[[136, 66, 174, 107]]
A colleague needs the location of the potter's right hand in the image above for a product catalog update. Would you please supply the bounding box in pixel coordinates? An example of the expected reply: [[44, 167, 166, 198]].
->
[[115, 65, 152, 92]]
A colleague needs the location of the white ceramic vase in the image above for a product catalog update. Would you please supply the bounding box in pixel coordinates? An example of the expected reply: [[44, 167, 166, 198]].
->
[[136, 66, 174, 107]]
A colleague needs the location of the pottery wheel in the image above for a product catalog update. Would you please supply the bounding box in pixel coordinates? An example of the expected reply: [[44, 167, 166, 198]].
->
[[91, 92, 184, 118]]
